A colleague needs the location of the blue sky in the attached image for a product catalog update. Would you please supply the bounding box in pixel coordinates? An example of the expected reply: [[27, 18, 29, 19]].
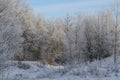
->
[[27, 0, 113, 19]]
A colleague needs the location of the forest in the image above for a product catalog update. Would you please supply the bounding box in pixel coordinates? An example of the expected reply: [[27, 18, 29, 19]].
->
[[0, 0, 120, 80]]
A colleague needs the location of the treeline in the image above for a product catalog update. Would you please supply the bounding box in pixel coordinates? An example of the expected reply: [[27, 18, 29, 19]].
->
[[0, 0, 119, 65]]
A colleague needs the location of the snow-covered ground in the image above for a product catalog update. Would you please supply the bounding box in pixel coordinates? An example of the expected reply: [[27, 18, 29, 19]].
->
[[1, 56, 120, 80]]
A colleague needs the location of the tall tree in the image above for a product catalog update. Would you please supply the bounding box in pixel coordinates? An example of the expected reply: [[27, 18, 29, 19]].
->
[[112, 0, 120, 64], [63, 15, 74, 63], [0, 0, 23, 63]]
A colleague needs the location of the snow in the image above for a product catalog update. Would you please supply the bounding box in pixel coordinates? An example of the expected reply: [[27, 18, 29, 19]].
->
[[1, 56, 120, 80]]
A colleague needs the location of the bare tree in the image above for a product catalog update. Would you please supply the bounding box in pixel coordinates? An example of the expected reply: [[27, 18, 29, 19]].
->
[[112, 0, 120, 64], [63, 15, 74, 63]]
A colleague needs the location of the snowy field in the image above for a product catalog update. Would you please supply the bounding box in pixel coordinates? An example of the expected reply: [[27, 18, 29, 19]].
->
[[1, 56, 120, 80]]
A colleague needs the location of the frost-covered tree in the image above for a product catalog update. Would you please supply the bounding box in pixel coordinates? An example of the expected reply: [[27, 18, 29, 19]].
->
[[0, 0, 23, 63], [83, 16, 97, 62], [112, 0, 120, 64], [95, 11, 114, 61], [83, 14, 112, 62], [41, 18, 65, 65], [63, 15, 74, 63]]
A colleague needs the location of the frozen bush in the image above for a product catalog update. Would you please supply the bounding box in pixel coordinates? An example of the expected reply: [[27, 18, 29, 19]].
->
[[17, 62, 30, 70]]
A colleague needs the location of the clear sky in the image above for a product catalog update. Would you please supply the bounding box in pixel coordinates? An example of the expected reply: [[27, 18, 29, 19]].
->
[[27, 0, 113, 19]]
